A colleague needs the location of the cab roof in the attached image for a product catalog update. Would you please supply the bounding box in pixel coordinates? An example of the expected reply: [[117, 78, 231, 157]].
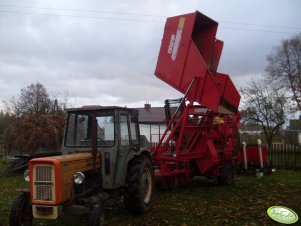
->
[[66, 105, 136, 112]]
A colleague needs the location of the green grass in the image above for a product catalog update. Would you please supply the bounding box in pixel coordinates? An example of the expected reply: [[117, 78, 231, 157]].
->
[[0, 159, 300, 226], [0, 159, 29, 225]]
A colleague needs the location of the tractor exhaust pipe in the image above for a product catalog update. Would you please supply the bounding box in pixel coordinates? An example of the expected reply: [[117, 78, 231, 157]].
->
[[91, 113, 98, 171]]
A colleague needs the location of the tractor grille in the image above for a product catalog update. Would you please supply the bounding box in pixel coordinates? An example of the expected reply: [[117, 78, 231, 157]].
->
[[33, 164, 55, 202]]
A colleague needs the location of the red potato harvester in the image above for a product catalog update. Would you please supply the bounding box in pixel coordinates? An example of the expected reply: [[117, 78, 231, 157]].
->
[[151, 11, 241, 187]]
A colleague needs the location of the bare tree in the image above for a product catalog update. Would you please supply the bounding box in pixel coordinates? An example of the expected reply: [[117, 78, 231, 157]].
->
[[4, 82, 66, 117], [241, 79, 288, 149], [19, 82, 52, 116], [0, 112, 16, 134], [51, 90, 70, 112], [266, 33, 301, 111]]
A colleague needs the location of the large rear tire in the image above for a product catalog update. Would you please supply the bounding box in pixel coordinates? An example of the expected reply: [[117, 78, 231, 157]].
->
[[123, 155, 154, 215], [9, 193, 33, 226]]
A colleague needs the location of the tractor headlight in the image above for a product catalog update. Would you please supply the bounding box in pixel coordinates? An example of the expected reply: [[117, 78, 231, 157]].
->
[[23, 169, 30, 182], [73, 172, 85, 185]]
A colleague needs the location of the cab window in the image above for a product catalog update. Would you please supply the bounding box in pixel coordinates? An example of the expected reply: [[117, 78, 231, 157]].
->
[[120, 115, 129, 146]]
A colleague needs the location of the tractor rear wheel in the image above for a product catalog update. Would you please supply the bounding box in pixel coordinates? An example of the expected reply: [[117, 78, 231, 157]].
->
[[9, 193, 33, 226], [89, 204, 105, 226], [123, 155, 154, 215], [218, 162, 234, 186]]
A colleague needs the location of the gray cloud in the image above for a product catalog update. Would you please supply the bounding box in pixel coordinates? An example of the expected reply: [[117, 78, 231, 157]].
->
[[0, 0, 300, 110]]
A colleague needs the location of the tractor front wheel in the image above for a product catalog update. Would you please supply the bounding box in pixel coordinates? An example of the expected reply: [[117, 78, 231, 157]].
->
[[123, 155, 154, 215], [89, 204, 105, 226], [9, 193, 33, 226]]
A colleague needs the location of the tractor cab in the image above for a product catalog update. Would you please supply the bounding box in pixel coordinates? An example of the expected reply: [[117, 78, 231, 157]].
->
[[62, 106, 140, 151], [61, 105, 141, 189]]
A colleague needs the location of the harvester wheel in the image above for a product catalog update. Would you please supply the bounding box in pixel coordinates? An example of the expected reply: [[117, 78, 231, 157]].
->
[[218, 163, 234, 186], [124, 155, 154, 215], [9, 193, 33, 226], [89, 204, 105, 226], [163, 176, 177, 190]]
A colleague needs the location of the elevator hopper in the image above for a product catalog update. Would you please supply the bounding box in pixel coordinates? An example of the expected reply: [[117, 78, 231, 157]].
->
[[155, 11, 240, 114]]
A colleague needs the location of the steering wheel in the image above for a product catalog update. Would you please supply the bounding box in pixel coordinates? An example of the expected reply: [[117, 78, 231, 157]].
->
[[97, 137, 105, 144]]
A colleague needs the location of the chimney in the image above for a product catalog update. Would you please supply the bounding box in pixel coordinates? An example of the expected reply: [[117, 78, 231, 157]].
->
[[144, 103, 151, 112]]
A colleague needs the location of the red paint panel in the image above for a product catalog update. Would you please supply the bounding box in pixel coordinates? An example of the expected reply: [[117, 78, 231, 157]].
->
[[192, 13, 218, 66], [216, 73, 241, 112], [238, 145, 268, 164], [155, 11, 240, 114], [210, 39, 224, 74], [155, 11, 223, 111], [155, 11, 217, 92], [155, 12, 197, 91]]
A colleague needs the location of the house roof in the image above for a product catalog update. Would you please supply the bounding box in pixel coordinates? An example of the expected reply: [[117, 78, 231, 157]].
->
[[135, 104, 166, 124], [66, 103, 171, 124]]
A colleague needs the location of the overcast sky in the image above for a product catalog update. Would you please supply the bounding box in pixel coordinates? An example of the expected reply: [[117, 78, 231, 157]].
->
[[0, 0, 300, 110]]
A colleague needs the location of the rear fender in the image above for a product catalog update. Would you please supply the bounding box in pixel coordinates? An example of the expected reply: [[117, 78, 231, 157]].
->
[[121, 149, 152, 185], [127, 148, 151, 163]]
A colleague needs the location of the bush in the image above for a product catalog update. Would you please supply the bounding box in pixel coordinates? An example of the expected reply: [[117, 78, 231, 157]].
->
[[3, 115, 64, 155]]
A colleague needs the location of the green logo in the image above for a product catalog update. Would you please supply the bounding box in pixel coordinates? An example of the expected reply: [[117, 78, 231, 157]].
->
[[267, 206, 298, 224]]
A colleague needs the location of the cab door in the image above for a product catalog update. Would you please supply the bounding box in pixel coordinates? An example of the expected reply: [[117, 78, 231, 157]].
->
[[114, 112, 131, 187]]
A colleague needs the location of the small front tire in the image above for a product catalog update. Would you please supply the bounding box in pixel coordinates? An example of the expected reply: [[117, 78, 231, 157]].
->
[[89, 204, 105, 226], [9, 193, 33, 226]]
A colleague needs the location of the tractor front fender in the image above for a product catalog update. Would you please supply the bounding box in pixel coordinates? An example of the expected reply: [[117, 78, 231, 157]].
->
[[121, 148, 152, 186], [16, 189, 31, 197]]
